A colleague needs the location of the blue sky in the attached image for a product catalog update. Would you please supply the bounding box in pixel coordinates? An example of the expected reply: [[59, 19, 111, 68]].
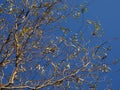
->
[[87, 0, 120, 89], [0, 0, 120, 89], [88, 0, 120, 39]]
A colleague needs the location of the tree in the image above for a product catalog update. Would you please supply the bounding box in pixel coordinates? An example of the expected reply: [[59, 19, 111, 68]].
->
[[0, 0, 115, 90]]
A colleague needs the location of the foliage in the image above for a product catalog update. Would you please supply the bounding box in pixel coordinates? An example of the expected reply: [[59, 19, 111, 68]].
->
[[0, 0, 117, 90]]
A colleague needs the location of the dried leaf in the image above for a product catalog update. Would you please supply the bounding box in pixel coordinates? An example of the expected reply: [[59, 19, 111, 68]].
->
[[0, 8, 3, 13], [20, 27, 32, 36], [81, 7, 88, 14], [60, 27, 70, 34], [100, 64, 111, 72], [73, 11, 81, 18], [0, 18, 5, 24]]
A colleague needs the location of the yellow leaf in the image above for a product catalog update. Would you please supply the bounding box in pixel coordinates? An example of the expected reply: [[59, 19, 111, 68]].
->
[[20, 27, 32, 36], [73, 11, 81, 18], [87, 20, 92, 24], [87, 20, 100, 31], [0, 8, 3, 13], [34, 12, 38, 16], [38, 30, 43, 35], [95, 23, 100, 31], [0, 18, 5, 24]]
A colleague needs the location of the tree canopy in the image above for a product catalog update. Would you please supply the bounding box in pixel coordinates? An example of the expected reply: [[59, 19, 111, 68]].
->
[[0, 0, 117, 90]]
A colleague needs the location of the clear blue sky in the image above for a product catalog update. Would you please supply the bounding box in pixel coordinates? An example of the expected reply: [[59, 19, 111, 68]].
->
[[87, 0, 120, 89]]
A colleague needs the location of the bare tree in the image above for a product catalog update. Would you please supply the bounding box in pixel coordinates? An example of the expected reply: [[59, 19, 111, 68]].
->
[[0, 0, 114, 90]]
